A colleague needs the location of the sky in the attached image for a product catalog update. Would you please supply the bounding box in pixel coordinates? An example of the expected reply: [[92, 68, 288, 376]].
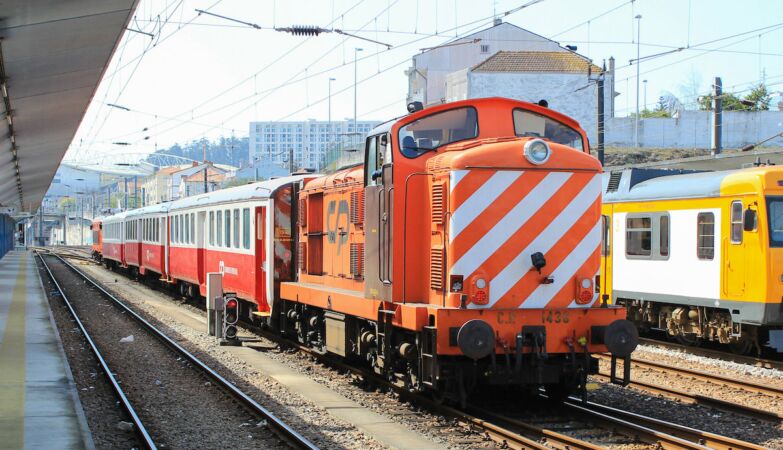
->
[[64, 0, 783, 165]]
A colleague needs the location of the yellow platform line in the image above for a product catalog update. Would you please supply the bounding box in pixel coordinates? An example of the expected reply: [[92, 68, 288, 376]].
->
[[0, 254, 27, 449]]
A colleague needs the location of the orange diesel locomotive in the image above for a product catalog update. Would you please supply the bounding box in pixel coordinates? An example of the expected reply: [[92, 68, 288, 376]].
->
[[279, 98, 636, 403], [93, 97, 637, 404]]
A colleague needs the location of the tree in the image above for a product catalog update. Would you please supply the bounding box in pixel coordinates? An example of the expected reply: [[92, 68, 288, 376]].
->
[[58, 197, 76, 210], [699, 82, 772, 111], [744, 83, 772, 111]]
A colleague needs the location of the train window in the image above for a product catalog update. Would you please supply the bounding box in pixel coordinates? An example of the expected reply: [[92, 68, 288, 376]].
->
[[365, 136, 380, 186], [225, 209, 231, 248], [185, 214, 190, 244], [601, 215, 610, 256], [209, 211, 215, 246], [697, 212, 715, 260], [513, 109, 584, 152], [190, 213, 195, 245], [730, 201, 743, 244], [626, 216, 652, 257], [398, 107, 478, 158], [659, 215, 669, 257], [217, 211, 223, 246], [233, 209, 240, 248], [242, 208, 250, 249], [767, 198, 783, 247]]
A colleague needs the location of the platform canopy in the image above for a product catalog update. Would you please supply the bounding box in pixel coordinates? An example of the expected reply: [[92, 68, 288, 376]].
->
[[0, 0, 138, 213]]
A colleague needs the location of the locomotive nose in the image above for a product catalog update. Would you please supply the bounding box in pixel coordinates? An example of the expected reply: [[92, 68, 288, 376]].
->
[[457, 319, 495, 360], [604, 319, 639, 357]]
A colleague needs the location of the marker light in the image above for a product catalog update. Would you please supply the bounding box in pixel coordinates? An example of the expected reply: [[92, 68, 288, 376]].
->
[[523, 139, 551, 165]]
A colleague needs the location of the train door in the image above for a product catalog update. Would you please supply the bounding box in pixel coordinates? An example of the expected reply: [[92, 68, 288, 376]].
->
[[197, 211, 206, 289], [600, 210, 613, 304], [136, 219, 142, 264], [725, 199, 746, 297], [364, 133, 393, 301], [255, 206, 268, 311]]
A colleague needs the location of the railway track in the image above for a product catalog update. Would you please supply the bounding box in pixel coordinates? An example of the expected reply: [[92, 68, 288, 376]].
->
[[51, 249, 768, 450], [638, 337, 783, 371], [595, 354, 783, 423], [38, 252, 317, 450]]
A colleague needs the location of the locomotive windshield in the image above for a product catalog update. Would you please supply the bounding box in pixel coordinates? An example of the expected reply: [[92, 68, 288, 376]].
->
[[398, 107, 478, 158], [513, 109, 585, 152], [767, 197, 783, 247]]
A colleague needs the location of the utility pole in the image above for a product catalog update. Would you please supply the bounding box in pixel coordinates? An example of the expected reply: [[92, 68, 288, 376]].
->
[[634, 14, 642, 148], [38, 203, 44, 246], [712, 76, 723, 155], [124, 177, 128, 210], [597, 63, 606, 166], [203, 141, 208, 194], [133, 175, 138, 208]]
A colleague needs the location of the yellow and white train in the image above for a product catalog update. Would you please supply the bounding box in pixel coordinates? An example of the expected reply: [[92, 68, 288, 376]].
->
[[600, 166, 783, 354]]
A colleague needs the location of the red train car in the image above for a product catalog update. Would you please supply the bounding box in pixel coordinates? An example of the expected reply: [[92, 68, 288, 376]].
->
[[126, 204, 169, 279], [101, 211, 127, 268]]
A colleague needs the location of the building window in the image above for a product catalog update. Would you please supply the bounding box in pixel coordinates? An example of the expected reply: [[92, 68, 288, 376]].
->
[[697, 212, 715, 260], [730, 200, 743, 244], [242, 208, 250, 249], [625, 216, 652, 257]]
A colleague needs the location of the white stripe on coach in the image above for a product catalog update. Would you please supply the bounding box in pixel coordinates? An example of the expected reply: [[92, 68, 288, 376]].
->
[[449, 171, 522, 244], [483, 175, 600, 308], [520, 222, 601, 309], [449, 170, 470, 193], [451, 171, 572, 280]]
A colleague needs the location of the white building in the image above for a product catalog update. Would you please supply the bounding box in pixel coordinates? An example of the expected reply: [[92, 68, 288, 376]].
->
[[446, 51, 613, 144], [249, 119, 381, 171]]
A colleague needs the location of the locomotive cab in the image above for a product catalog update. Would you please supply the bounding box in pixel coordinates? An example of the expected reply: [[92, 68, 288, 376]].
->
[[282, 97, 637, 405]]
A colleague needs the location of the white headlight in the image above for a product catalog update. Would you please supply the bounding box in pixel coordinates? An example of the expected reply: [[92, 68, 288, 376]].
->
[[476, 278, 487, 289], [524, 139, 551, 165], [580, 278, 592, 289]]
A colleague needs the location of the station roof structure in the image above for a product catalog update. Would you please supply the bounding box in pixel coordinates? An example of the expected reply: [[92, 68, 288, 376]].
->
[[0, 0, 138, 214]]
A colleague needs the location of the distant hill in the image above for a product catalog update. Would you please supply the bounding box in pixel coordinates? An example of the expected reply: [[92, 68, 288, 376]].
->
[[148, 136, 249, 167]]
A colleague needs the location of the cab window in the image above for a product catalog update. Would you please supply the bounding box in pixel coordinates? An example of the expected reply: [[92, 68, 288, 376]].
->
[[512, 108, 584, 151], [730, 200, 743, 244], [398, 107, 478, 158]]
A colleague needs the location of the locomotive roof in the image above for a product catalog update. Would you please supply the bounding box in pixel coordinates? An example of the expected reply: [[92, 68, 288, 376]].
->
[[169, 174, 314, 211], [602, 166, 783, 202]]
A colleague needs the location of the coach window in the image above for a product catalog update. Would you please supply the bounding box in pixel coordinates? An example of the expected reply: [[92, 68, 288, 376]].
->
[[209, 211, 215, 246], [216, 211, 223, 246], [242, 208, 250, 249], [233, 209, 240, 248], [659, 215, 670, 257], [730, 200, 743, 244], [190, 213, 195, 245], [697, 212, 715, 260], [225, 209, 231, 248], [185, 214, 190, 244], [601, 215, 610, 256], [626, 216, 652, 257]]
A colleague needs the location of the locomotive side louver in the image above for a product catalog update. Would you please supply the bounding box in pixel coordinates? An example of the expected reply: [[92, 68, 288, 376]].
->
[[431, 183, 445, 224], [298, 242, 307, 273], [297, 198, 307, 227], [350, 243, 364, 278], [350, 190, 363, 225], [430, 247, 444, 290]]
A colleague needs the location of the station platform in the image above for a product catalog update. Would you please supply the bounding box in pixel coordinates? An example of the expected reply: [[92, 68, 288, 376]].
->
[[0, 251, 93, 449]]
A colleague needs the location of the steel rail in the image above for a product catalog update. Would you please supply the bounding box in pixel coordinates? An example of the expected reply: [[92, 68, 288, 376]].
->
[[592, 372, 782, 422], [572, 399, 767, 450], [638, 337, 783, 371], [46, 253, 319, 450], [597, 353, 783, 398], [37, 252, 157, 450]]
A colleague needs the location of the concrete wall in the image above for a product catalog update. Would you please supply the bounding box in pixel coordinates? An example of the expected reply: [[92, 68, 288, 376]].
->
[[408, 22, 565, 106], [463, 71, 612, 144], [606, 110, 783, 149]]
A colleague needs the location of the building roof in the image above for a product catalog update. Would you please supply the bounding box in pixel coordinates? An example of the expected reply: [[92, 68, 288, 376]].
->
[[472, 51, 601, 74], [183, 170, 226, 183]]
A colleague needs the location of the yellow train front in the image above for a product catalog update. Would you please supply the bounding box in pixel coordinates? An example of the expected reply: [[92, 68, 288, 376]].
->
[[601, 166, 783, 354], [278, 98, 637, 405]]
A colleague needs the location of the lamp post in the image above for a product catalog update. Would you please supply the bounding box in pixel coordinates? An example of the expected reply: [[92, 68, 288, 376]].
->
[[353, 48, 363, 134], [643, 79, 648, 112], [634, 14, 642, 148]]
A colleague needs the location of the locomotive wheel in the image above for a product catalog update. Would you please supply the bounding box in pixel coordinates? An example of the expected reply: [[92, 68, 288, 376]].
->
[[675, 333, 702, 347]]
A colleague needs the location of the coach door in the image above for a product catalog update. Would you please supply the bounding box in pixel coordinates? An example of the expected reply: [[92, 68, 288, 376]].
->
[[364, 134, 393, 301], [197, 211, 206, 287], [255, 206, 268, 308], [725, 200, 746, 297]]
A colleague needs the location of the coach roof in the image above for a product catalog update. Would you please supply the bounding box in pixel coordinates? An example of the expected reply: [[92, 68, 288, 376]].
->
[[126, 202, 170, 217], [602, 168, 732, 203], [168, 174, 315, 211]]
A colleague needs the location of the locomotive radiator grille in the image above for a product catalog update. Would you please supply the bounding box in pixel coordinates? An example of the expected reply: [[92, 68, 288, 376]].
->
[[350, 243, 364, 278], [350, 191, 363, 225], [431, 247, 444, 290], [431, 183, 445, 224], [297, 198, 307, 227], [298, 242, 307, 273]]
